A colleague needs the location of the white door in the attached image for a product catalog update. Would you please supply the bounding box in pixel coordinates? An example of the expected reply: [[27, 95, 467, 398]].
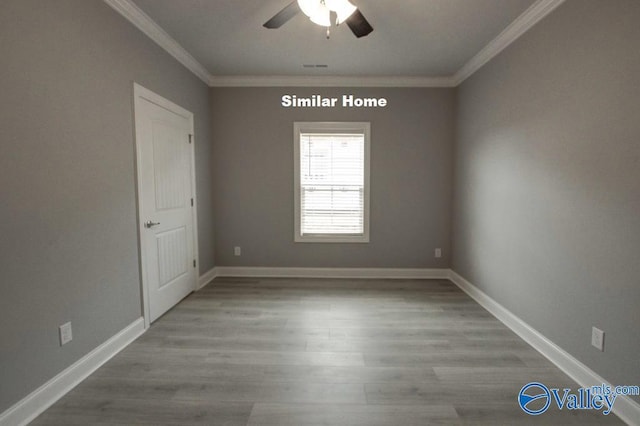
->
[[134, 84, 197, 324]]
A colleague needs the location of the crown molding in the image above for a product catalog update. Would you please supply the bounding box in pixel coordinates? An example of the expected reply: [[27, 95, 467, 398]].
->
[[208, 75, 456, 88], [452, 0, 566, 86], [105, 0, 565, 88], [103, 0, 212, 85]]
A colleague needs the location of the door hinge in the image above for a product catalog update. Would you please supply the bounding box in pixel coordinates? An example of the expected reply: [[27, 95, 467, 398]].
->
[[193, 259, 196, 268], [188, 134, 193, 144], [191, 198, 194, 207]]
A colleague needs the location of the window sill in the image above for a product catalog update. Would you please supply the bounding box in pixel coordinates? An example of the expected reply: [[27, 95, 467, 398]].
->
[[295, 235, 370, 243]]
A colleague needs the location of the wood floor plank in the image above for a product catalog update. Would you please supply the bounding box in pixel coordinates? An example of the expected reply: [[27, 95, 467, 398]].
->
[[145, 323, 329, 339], [93, 359, 267, 382], [204, 350, 365, 367], [173, 382, 367, 404], [433, 366, 576, 386], [365, 382, 534, 405], [305, 337, 452, 353], [136, 335, 308, 352], [30, 398, 252, 426], [246, 403, 459, 426], [261, 365, 438, 384], [363, 352, 527, 368]]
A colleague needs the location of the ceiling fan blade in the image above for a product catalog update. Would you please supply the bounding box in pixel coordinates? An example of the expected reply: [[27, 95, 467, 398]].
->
[[263, 1, 301, 29], [345, 9, 373, 38]]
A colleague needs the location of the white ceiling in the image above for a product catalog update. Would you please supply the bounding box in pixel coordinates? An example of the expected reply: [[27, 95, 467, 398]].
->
[[129, 0, 538, 80]]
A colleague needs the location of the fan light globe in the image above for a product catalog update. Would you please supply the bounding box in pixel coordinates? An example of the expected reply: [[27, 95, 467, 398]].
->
[[297, 0, 357, 27], [297, 0, 319, 18], [310, 3, 331, 27], [325, 0, 357, 23]]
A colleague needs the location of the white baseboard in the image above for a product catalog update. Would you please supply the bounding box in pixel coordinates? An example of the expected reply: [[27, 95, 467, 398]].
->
[[197, 267, 218, 290], [214, 266, 449, 279], [0, 317, 145, 426], [447, 270, 640, 426]]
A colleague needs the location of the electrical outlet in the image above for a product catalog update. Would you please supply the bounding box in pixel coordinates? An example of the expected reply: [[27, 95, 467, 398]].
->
[[435, 248, 442, 258], [59, 322, 72, 346], [591, 327, 604, 351], [234, 246, 241, 256]]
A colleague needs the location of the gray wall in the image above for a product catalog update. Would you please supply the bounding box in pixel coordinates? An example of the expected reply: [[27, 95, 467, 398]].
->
[[452, 0, 640, 399], [0, 0, 213, 412], [211, 87, 454, 268]]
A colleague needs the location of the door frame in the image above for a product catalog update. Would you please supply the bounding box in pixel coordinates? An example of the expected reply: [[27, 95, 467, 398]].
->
[[133, 83, 199, 329]]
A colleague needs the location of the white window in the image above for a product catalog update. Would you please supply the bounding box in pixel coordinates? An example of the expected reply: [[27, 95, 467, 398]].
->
[[294, 122, 370, 243]]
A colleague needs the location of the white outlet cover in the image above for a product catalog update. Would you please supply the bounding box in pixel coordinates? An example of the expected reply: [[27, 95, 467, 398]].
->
[[591, 327, 604, 351], [234, 246, 241, 256], [435, 248, 442, 258], [59, 322, 73, 346]]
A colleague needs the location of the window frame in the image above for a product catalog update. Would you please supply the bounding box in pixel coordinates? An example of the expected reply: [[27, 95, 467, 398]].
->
[[293, 121, 371, 243]]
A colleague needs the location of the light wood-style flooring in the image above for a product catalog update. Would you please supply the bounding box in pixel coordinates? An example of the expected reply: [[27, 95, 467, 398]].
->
[[32, 278, 623, 425]]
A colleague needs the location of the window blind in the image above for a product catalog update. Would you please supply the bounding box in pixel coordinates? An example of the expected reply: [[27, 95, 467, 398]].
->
[[300, 133, 365, 236]]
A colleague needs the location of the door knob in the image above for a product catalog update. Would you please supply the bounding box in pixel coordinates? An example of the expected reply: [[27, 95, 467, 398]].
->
[[144, 220, 160, 228]]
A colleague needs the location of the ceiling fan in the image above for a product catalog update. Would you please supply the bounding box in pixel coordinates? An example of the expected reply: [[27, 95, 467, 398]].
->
[[264, 0, 373, 38]]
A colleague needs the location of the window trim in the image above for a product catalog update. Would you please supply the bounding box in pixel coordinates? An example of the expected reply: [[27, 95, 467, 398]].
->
[[294, 121, 370, 243]]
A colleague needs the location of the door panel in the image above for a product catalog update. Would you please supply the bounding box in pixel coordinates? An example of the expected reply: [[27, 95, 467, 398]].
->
[[152, 122, 190, 211], [135, 87, 196, 324], [156, 226, 188, 288]]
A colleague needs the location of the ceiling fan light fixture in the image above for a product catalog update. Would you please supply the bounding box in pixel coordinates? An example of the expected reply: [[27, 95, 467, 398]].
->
[[297, 0, 356, 27]]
